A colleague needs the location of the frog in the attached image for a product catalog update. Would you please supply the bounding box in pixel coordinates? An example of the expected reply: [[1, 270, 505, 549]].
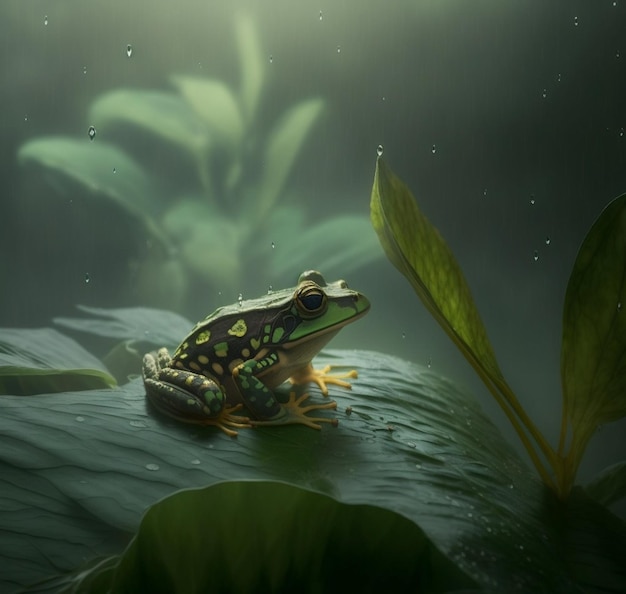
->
[[142, 270, 370, 436]]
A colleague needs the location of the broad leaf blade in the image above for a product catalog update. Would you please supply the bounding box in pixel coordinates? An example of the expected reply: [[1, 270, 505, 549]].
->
[[18, 137, 156, 219], [255, 98, 325, 220], [172, 76, 244, 149], [111, 482, 464, 593], [235, 13, 264, 124], [370, 157, 504, 383], [0, 345, 589, 593], [89, 89, 209, 157], [0, 328, 116, 394], [561, 194, 626, 440]]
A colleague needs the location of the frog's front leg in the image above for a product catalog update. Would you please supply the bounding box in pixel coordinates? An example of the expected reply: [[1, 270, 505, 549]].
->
[[143, 350, 251, 437], [289, 362, 358, 396], [233, 355, 337, 430]]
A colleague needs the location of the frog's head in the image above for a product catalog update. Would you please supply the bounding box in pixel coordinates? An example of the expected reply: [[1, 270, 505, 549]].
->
[[285, 270, 370, 345]]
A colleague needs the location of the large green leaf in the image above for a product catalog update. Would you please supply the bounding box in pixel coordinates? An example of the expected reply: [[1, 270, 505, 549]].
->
[[561, 194, 626, 451], [171, 76, 244, 150], [2, 334, 614, 592], [370, 157, 503, 384], [89, 89, 209, 158], [254, 98, 325, 220], [18, 137, 156, 219], [0, 327, 116, 394], [235, 13, 265, 124]]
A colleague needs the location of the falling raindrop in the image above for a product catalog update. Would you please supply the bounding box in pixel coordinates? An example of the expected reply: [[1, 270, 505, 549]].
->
[[113, 167, 117, 174], [337, 45, 341, 53], [617, 50, 621, 59], [530, 195, 536, 205], [271, 241, 275, 249], [431, 144, 437, 154], [82, 65, 87, 75], [401, 332, 406, 339], [427, 357, 432, 369], [24, 114, 28, 122], [574, 15, 579, 26], [556, 73, 562, 82], [238, 293, 243, 307], [44, 15, 48, 26], [88, 125, 96, 140], [269, 54, 273, 64], [319, 10, 323, 20], [620, 128, 624, 137], [533, 250, 539, 262], [541, 88, 547, 99], [618, 302, 622, 312], [545, 236, 551, 245], [376, 144, 384, 156], [126, 44, 133, 58], [84, 272, 90, 284], [483, 188, 488, 197], [267, 285, 273, 295]]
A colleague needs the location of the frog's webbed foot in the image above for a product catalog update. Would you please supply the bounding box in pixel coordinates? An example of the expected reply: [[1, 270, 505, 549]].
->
[[199, 404, 252, 438], [289, 363, 358, 396], [250, 392, 338, 430]]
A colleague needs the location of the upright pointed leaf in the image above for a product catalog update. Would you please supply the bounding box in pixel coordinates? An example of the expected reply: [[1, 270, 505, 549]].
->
[[370, 157, 503, 383], [235, 13, 264, 124], [561, 194, 626, 438], [172, 76, 244, 149], [89, 90, 209, 157], [255, 98, 324, 220]]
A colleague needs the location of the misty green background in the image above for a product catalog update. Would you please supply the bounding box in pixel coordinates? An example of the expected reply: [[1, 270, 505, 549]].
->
[[1, 1, 625, 507]]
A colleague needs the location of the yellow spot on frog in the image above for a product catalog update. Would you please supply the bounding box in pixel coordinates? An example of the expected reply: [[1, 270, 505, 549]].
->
[[214, 342, 228, 358], [198, 354, 209, 365], [185, 376, 195, 386], [212, 362, 224, 376], [250, 338, 261, 351], [189, 361, 201, 372], [228, 319, 247, 337], [196, 331, 211, 345], [175, 360, 185, 369], [241, 348, 250, 358]]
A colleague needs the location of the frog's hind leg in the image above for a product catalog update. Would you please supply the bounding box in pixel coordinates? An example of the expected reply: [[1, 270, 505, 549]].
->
[[250, 392, 338, 430]]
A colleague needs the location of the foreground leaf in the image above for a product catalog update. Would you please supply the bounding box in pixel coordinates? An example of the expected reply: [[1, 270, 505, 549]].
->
[[18, 137, 156, 219], [1, 346, 598, 593], [370, 157, 503, 384], [561, 194, 626, 454], [0, 328, 116, 394]]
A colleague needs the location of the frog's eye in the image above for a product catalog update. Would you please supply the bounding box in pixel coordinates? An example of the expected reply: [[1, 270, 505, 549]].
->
[[295, 285, 328, 317]]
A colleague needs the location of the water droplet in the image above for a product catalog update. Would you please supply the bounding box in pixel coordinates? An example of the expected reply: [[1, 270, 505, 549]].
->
[[319, 10, 323, 20], [145, 463, 160, 471], [112, 167, 117, 174], [556, 73, 562, 82], [269, 54, 273, 63], [545, 236, 551, 245], [75, 416, 85, 422], [617, 50, 621, 59], [541, 88, 547, 99], [406, 441, 417, 448], [508, 483, 514, 489], [401, 332, 406, 339], [620, 127, 624, 137], [381, 96, 386, 101], [431, 144, 437, 154], [518, 544, 524, 550], [533, 250, 539, 262], [267, 285, 273, 294], [82, 65, 87, 75], [24, 114, 28, 122], [530, 195, 535, 205], [84, 272, 90, 283], [337, 45, 341, 53], [88, 125, 96, 140], [376, 144, 384, 156], [427, 357, 432, 368], [129, 420, 147, 428], [574, 15, 579, 26], [613, 0, 618, 6], [271, 241, 275, 249], [238, 293, 243, 307], [190, 459, 201, 465], [126, 44, 133, 58], [44, 15, 48, 26], [618, 302, 622, 312], [467, 512, 473, 518]]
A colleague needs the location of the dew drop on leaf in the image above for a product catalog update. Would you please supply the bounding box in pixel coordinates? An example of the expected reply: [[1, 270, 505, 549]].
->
[[75, 416, 85, 422], [88, 125, 96, 140], [145, 463, 160, 471]]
